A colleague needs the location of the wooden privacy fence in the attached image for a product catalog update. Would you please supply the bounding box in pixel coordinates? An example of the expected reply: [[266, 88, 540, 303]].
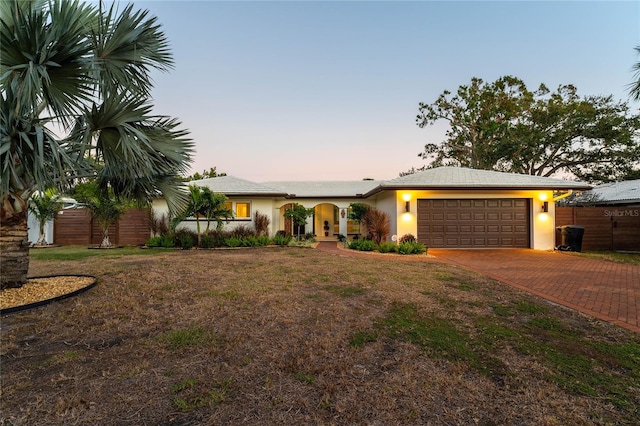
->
[[555, 207, 640, 251], [54, 208, 150, 246]]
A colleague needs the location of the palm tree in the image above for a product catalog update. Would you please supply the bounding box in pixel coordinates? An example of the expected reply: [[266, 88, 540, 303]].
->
[[0, 1, 193, 288], [174, 186, 233, 246], [200, 188, 233, 233], [28, 189, 63, 246]]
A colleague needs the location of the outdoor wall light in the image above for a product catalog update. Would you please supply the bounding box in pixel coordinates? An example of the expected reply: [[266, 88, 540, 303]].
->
[[402, 193, 411, 212], [542, 201, 549, 213]]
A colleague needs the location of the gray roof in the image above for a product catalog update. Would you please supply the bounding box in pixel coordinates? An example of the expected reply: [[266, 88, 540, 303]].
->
[[188, 176, 287, 197], [589, 179, 640, 204], [375, 167, 592, 192], [264, 180, 381, 198], [189, 168, 591, 199]]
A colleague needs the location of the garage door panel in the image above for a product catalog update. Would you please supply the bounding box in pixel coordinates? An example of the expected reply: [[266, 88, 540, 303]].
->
[[432, 237, 445, 246], [514, 237, 529, 246], [417, 198, 529, 248], [487, 238, 501, 246]]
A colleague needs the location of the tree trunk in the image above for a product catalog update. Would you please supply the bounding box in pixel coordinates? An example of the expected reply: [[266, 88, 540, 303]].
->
[[0, 213, 30, 289], [37, 221, 48, 245], [100, 227, 112, 248]]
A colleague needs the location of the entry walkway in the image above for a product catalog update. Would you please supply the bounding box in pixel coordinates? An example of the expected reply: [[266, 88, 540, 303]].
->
[[315, 242, 640, 333]]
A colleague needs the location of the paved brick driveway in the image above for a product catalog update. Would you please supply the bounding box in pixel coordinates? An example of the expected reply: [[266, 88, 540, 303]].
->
[[429, 249, 639, 333], [316, 242, 639, 333]]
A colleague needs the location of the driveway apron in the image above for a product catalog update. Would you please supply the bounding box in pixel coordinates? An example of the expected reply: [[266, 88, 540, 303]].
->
[[316, 242, 639, 333]]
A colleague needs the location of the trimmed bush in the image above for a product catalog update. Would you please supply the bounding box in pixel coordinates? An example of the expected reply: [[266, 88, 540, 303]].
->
[[256, 235, 270, 246], [206, 230, 227, 247], [225, 237, 242, 248], [200, 234, 217, 248], [398, 241, 427, 255], [242, 236, 260, 247], [175, 229, 197, 249], [146, 236, 162, 247], [349, 239, 377, 252], [272, 231, 292, 246], [160, 234, 176, 248], [378, 242, 397, 253]]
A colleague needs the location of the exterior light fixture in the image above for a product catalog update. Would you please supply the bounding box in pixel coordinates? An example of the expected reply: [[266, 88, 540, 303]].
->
[[542, 201, 549, 213], [402, 193, 411, 212]]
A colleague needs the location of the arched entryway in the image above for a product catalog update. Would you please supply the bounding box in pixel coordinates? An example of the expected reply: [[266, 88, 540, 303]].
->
[[314, 203, 339, 241]]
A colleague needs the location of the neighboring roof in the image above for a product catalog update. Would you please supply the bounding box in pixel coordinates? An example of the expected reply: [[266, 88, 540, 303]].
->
[[371, 167, 591, 195], [189, 176, 287, 197], [588, 179, 640, 204], [264, 180, 381, 198]]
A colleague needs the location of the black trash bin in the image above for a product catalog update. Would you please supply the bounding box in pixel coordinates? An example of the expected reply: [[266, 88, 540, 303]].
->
[[556, 225, 585, 252]]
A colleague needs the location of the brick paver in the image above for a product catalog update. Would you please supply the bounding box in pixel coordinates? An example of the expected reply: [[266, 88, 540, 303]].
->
[[315, 242, 640, 333]]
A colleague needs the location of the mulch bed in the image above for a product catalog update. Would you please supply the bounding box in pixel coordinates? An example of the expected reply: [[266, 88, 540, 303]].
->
[[1, 276, 96, 314]]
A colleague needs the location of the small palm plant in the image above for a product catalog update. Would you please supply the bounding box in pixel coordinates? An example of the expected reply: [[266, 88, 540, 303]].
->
[[74, 182, 126, 248], [87, 195, 125, 248], [28, 189, 63, 246], [202, 189, 233, 234]]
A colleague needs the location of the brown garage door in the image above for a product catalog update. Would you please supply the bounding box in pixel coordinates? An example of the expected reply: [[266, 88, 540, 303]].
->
[[417, 199, 530, 248]]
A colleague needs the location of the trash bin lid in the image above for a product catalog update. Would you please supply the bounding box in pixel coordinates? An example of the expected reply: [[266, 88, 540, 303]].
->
[[565, 225, 585, 230]]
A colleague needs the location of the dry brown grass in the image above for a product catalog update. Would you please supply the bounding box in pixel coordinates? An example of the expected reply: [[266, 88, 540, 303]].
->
[[1, 247, 639, 425]]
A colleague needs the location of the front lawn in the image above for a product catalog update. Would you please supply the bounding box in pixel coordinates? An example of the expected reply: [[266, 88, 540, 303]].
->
[[1, 247, 638, 425]]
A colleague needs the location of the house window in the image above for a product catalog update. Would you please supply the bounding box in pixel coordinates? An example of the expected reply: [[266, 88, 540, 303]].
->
[[235, 202, 250, 219], [224, 201, 233, 212]]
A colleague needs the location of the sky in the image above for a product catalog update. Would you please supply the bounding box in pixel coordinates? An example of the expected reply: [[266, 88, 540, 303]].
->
[[130, 0, 639, 182]]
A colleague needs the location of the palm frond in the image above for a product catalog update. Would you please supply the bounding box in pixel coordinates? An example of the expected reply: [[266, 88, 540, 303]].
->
[[91, 2, 173, 99], [0, 0, 96, 123]]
